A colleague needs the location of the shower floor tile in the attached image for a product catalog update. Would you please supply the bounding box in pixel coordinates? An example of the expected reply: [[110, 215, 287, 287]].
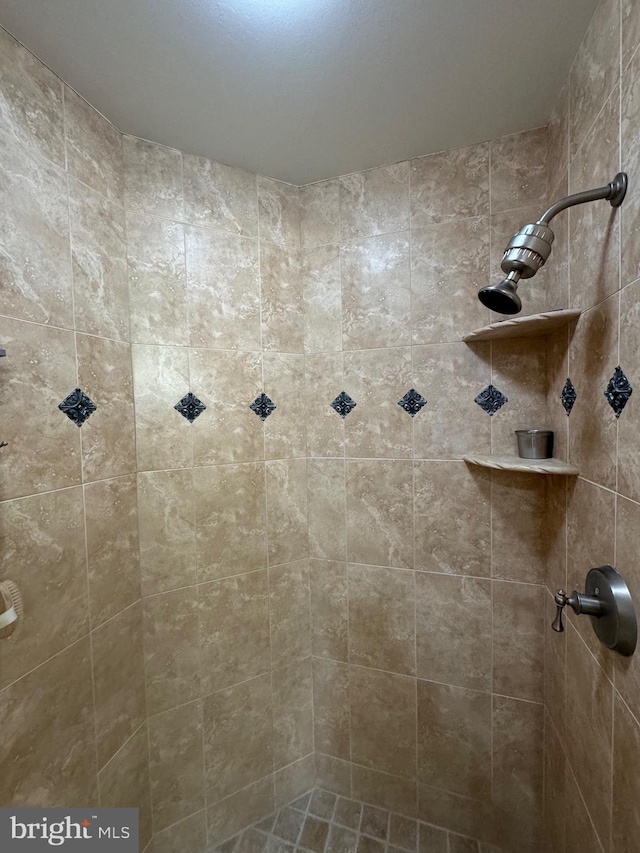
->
[[211, 788, 504, 853]]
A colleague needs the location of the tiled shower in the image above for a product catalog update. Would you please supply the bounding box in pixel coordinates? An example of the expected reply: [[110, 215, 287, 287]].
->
[[1, 0, 640, 851]]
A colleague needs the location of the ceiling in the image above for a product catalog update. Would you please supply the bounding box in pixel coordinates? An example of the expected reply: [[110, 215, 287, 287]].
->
[[0, 0, 598, 185]]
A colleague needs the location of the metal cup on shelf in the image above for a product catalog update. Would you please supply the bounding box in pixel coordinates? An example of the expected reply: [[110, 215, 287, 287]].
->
[[515, 429, 554, 459]]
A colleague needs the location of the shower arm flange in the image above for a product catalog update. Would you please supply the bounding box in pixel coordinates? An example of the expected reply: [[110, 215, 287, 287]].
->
[[537, 172, 628, 225]]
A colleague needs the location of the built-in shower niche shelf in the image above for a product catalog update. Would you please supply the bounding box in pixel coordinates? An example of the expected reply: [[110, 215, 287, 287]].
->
[[463, 308, 581, 342], [463, 453, 579, 476]]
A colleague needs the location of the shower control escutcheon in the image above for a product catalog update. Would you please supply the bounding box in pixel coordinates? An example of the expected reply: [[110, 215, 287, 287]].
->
[[552, 565, 637, 656]]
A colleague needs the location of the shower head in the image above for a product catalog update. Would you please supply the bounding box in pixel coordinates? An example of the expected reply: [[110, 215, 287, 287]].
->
[[479, 172, 628, 315], [478, 272, 522, 314]]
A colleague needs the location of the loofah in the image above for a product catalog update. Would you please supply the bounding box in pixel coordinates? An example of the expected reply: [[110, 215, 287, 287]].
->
[[0, 580, 22, 638]]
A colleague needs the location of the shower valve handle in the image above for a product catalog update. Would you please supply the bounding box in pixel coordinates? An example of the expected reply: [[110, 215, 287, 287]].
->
[[552, 588, 604, 633]]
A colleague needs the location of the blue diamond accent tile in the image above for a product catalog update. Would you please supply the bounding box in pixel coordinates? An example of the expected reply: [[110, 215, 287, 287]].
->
[[604, 366, 633, 418], [174, 392, 206, 422], [250, 393, 276, 421], [330, 391, 357, 419], [398, 388, 427, 417], [561, 378, 577, 416], [474, 384, 508, 416], [58, 388, 97, 426]]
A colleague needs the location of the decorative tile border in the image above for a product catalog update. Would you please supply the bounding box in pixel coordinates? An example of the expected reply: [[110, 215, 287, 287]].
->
[[398, 388, 427, 417], [59, 388, 97, 426], [331, 391, 357, 418], [174, 392, 206, 422], [474, 384, 508, 416], [250, 393, 277, 420], [56, 371, 636, 433], [561, 378, 577, 416], [604, 366, 632, 418]]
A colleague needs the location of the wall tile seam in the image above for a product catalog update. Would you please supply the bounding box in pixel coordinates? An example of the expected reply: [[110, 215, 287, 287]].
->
[[564, 267, 624, 312], [623, 23, 640, 75], [66, 168, 127, 215], [311, 562, 549, 591], [568, 83, 621, 182], [0, 593, 145, 698], [177, 656, 314, 702], [560, 612, 640, 732], [138, 457, 308, 474], [123, 207, 303, 245], [61, 78, 105, 808], [0, 481, 85, 508], [488, 124, 496, 800], [307, 342, 491, 353], [568, 10, 621, 151], [314, 569, 546, 590], [560, 614, 615, 688], [299, 125, 546, 191], [0, 117, 68, 183], [0, 22, 121, 147], [122, 208, 257, 243], [151, 807, 206, 843], [142, 562, 312, 600], [308, 456, 473, 463], [337, 228, 412, 246], [202, 769, 274, 813], [546, 712, 608, 853], [133, 213, 270, 242], [313, 657, 545, 706], [91, 594, 143, 634], [197, 742, 313, 813], [194, 568, 294, 593], [575, 473, 627, 501], [0, 311, 134, 344], [147, 657, 314, 707], [95, 717, 147, 778], [547, 158, 569, 202], [84, 555, 103, 811], [613, 682, 640, 732]]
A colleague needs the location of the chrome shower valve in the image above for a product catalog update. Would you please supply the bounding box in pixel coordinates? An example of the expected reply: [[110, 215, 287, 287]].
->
[[552, 588, 603, 632], [551, 565, 637, 656]]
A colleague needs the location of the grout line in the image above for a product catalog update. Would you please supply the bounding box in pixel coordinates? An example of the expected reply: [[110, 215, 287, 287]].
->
[[487, 131, 497, 813], [566, 752, 608, 853], [96, 717, 148, 776], [62, 84, 104, 806], [121, 132, 154, 839], [408, 165, 420, 792], [0, 313, 133, 345]]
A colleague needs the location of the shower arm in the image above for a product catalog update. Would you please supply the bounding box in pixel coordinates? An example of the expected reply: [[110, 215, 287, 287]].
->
[[478, 171, 628, 315], [537, 172, 628, 225]]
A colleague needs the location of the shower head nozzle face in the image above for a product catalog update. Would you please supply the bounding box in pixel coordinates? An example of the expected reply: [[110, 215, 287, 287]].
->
[[478, 278, 522, 315]]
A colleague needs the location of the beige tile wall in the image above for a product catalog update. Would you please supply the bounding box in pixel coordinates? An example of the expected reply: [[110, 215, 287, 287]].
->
[[0, 24, 312, 853], [123, 124, 314, 851], [4, 2, 640, 850], [0, 24, 152, 850], [543, 2, 640, 852], [300, 125, 559, 851]]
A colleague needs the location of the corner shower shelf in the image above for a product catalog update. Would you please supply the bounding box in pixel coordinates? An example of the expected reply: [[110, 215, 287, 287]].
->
[[463, 453, 579, 476], [463, 308, 581, 342]]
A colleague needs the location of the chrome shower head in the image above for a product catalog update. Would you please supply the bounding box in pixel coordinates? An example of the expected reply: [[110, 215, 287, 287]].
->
[[479, 172, 628, 315], [478, 272, 522, 314]]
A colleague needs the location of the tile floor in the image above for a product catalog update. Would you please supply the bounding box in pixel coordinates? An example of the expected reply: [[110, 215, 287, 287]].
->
[[212, 788, 504, 853]]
